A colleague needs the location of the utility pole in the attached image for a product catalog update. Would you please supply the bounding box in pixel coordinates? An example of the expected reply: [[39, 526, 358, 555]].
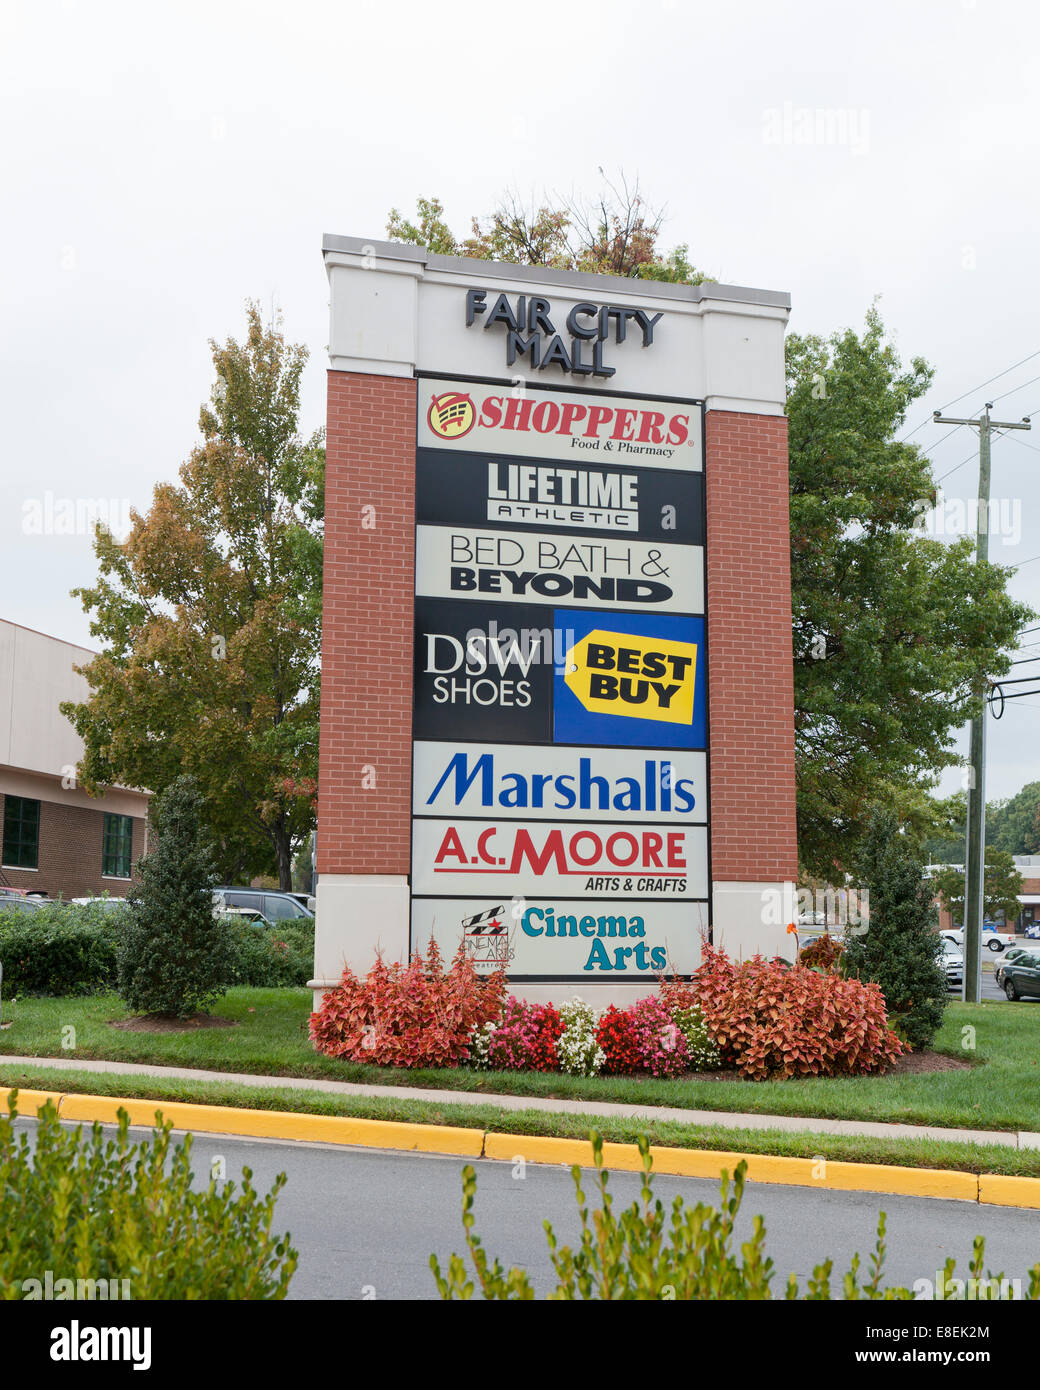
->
[[932, 404, 1031, 1001]]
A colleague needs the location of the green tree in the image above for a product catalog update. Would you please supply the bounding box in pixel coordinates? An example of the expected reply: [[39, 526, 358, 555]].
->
[[788, 307, 1032, 876], [118, 777, 236, 1018], [988, 781, 1040, 855], [932, 847, 1024, 926], [844, 809, 948, 1050], [62, 305, 322, 887]]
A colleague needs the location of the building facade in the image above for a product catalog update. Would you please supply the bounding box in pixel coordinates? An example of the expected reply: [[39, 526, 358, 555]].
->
[[312, 236, 799, 1006], [0, 620, 149, 899]]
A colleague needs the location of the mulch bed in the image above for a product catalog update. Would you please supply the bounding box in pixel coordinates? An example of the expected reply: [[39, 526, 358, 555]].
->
[[109, 1014, 238, 1034]]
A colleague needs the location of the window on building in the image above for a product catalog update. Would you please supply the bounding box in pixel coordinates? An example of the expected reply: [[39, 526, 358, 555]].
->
[[2, 796, 40, 869], [102, 813, 133, 878]]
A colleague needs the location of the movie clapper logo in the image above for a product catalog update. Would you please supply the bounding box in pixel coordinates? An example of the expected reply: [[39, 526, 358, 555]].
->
[[461, 904, 514, 967]]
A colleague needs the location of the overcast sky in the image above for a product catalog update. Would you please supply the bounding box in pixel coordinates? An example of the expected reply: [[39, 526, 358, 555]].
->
[[3, 0, 1039, 801]]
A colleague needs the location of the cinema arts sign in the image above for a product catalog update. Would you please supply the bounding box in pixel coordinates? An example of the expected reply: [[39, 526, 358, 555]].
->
[[314, 231, 797, 1003]]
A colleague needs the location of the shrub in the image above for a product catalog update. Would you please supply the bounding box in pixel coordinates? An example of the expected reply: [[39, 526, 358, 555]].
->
[[691, 944, 903, 1080], [0, 902, 124, 996], [556, 999, 604, 1076], [310, 939, 506, 1068], [486, 997, 562, 1072], [118, 777, 236, 1018], [0, 1093, 297, 1299], [431, 1132, 1040, 1301], [845, 809, 948, 1049], [595, 1004, 643, 1075], [629, 996, 689, 1077], [798, 933, 844, 973], [227, 918, 313, 988]]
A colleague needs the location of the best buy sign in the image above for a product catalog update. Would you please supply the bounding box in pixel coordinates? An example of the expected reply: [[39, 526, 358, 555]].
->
[[563, 630, 698, 726]]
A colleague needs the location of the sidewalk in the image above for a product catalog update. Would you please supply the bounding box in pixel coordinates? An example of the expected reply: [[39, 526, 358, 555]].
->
[[2, 1052, 1036, 1150]]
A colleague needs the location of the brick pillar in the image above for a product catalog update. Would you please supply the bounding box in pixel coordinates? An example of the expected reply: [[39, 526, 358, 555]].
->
[[704, 409, 798, 953], [312, 370, 416, 994]]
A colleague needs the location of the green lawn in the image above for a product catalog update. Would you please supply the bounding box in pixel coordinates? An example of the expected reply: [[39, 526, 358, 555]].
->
[[4, 1059, 1040, 1179], [1, 987, 1038, 1133]]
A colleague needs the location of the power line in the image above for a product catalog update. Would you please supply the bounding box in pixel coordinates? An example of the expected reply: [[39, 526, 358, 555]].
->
[[997, 430, 1040, 455], [991, 372, 1040, 405], [901, 348, 1040, 440], [935, 446, 983, 486], [938, 351, 1040, 409]]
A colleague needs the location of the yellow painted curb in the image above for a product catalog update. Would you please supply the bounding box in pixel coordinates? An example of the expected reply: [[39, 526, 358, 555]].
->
[[652, 1146, 978, 1201], [484, 1132, 645, 1172], [979, 1174, 1040, 1209], [56, 1093, 485, 1156], [491, 1134, 981, 1203], [818, 1160, 977, 1202], [0, 1088, 65, 1116]]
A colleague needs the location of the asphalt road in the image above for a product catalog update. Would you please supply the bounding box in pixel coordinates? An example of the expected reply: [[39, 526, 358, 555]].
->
[[13, 1118, 1040, 1300]]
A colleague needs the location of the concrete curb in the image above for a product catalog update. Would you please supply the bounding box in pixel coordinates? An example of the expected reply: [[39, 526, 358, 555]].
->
[[3, 1086, 1037, 1209]]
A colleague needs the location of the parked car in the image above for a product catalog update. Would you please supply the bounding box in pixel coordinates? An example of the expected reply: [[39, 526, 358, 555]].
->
[[996, 947, 1040, 988], [0, 896, 43, 915], [981, 922, 1017, 953], [70, 896, 129, 911], [217, 905, 272, 927], [941, 937, 964, 991], [212, 888, 314, 924], [943, 925, 1016, 953], [1000, 951, 1040, 1000]]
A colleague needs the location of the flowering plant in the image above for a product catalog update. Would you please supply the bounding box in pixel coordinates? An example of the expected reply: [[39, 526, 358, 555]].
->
[[595, 1004, 643, 1075], [485, 996, 563, 1072], [670, 1004, 721, 1070], [556, 998, 605, 1076], [629, 996, 689, 1077]]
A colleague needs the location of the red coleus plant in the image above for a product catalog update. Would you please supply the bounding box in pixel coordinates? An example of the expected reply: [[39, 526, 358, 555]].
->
[[678, 943, 903, 1081], [309, 938, 507, 1068]]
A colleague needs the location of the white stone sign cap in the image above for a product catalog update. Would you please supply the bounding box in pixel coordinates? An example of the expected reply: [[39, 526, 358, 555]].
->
[[322, 233, 790, 413]]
